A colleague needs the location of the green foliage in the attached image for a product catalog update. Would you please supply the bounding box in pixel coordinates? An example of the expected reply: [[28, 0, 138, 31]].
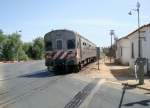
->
[[0, 30, 6, 59], [102, 45, 116, 58], [18, 49, 28, 61], [0, 29, 44, 61], [2, 33, 23, 60], [23, 42, 33, 59], [32, 37, 44, 59]]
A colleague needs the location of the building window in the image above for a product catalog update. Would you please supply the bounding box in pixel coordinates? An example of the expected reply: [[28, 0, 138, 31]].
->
[[67, 39, 75, 49], [131, 43, 134, 58], [56, 40, 62, 50]]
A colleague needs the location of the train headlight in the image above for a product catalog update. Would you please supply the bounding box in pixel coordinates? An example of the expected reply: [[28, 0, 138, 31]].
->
[[45, 53, 52, 59]]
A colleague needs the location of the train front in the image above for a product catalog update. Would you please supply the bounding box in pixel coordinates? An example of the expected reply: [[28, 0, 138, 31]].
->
[[44, 30, 77, 72]]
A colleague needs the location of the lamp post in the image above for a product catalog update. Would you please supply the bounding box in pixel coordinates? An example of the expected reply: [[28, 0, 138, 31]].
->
[[128, 1, 141, 57], [129, 1, 145, 85]]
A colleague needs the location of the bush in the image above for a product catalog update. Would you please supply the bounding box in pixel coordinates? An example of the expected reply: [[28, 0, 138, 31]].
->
[[18, 50, 28, 61]]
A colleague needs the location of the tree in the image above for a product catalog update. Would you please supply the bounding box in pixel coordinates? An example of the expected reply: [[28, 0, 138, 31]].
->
[[32, 37, 44, 59], [0, 30, 7, 60], [22, 42, 33, 59], [2, 33, 25, 61], [0, 29, 44, 61], [102, 45, 116, 58]]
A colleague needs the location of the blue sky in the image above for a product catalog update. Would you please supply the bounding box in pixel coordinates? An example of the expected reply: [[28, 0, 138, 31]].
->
[[0, 0, 150, 46]]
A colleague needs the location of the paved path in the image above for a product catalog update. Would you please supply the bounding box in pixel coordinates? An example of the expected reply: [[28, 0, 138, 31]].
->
[[0, 60, 149, 108]]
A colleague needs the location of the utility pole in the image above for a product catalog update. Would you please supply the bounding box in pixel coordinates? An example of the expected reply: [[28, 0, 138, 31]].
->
[[110, 30, 114, 63]]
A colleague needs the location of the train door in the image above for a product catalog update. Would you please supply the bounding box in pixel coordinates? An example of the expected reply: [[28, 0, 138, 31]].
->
[[79, 37, 82, 60]]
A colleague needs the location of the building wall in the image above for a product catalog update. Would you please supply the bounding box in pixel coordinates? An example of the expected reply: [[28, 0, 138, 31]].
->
[[128, 26, 150, 74], [116, 39, 130, 65], [116, 25, 150, 74], [144, 26, 150, 71]]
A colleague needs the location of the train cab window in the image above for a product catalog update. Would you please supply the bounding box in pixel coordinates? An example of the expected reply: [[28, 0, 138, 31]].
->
[[56, 40, 62, 50], [67, 39, 75, 49], [45, 41, 52, 51]]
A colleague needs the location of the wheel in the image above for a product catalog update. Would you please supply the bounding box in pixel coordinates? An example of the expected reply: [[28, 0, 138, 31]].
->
[[78, 63, 81, 70], [73, 65, 80, 73], [65, 65, 70, 74], [54, 65, 64, 75]]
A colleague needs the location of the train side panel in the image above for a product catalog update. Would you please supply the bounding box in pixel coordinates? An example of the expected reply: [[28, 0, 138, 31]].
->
[[77, 35, 97, 64]]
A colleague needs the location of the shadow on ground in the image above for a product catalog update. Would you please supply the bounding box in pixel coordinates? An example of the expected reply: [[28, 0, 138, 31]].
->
[[18, 69, 69, 78], [123, 99, 150, 107], [105, 63, 150, 81], [105, 63, 133, 81], [118, 83, 150, 108], [105, 63, 122, 66]]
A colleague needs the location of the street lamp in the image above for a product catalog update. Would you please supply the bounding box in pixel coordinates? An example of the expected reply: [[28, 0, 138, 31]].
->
[[128, 1, 141, 57], [129, 1, 145, 85]]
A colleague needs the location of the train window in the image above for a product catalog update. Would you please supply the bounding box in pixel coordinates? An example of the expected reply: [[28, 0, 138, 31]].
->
[[45, 41, 52, 51], [56, 40, 62, 50], [67, 39, 75, 49], [83, 42, 86, 46]]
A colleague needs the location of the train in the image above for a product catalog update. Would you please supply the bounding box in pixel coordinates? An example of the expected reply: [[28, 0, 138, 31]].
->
[[44, 29, 97, 73]]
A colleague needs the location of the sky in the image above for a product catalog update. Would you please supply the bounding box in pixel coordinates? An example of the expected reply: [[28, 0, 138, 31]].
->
[[0, 0, 150, 46]]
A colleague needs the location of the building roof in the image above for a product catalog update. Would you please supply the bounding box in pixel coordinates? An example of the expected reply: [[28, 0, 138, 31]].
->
[[118, 23, 150, 41]]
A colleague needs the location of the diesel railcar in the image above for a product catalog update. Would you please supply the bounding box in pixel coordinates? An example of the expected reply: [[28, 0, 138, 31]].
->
[[44, 29, 97, 73]]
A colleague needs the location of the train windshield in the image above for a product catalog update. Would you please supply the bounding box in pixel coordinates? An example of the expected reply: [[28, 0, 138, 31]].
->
[[67, 39, 75, 49], [45, 41, 52, 51]]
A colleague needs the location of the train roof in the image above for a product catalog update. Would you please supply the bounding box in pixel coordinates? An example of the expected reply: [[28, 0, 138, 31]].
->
[[75, 32, 96, 47], [44, 29, 96, 47]]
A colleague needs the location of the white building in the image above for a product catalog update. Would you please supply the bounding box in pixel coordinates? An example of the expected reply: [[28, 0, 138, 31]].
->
[[116, 23, 150, 74], [116, 37, 130, 65]]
